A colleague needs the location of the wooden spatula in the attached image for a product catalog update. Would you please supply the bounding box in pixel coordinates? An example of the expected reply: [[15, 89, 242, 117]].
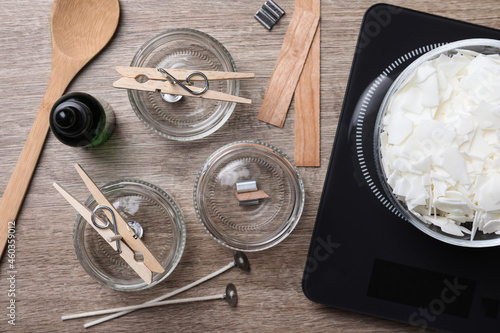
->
[[0, 0, 120, 259]]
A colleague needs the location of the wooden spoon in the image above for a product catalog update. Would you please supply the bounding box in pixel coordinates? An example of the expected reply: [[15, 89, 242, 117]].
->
[[0, 0, 120, 258]]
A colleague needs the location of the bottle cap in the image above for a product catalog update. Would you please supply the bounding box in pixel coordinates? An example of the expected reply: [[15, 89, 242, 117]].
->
[[51, 101, 91, 137]]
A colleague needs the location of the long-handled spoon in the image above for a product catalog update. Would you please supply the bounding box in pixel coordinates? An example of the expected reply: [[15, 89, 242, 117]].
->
[[0, 0, 120, 258]]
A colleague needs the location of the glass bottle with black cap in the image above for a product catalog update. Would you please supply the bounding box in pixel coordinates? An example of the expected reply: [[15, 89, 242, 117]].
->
[[49, 92, 115, 147]]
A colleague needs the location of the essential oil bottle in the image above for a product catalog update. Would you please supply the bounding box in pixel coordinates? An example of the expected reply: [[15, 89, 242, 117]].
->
[[49, 92, 116, 147]]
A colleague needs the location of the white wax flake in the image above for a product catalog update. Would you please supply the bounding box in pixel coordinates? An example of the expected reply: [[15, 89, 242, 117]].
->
[[439, 146, 470, 185], [432, 180, 449, 199], [413, 119, 456, 149], [411, 155, 431, 172], [466, 159, 484, 176], [468, 54, 500, 75], [493, 156, 500, 167], [468, 129, 495, 160], [483, 130, 498, 145], [471, 211, 481, 240], [434, 197, 470, 215], [417, 73, 440, 107], [483, 81, 500, 103], [459, 226, 472, 234], [404, 108, 434, 125], [422, 215, 465, 236], [381, 50, 500, 238], [446, 214, 469, 223], [422, 173, 431, 186], [400, 87, 424, 113], [474, 174, 500, 212], [483, 219, 500, 234], [401, 137, 423, 158], [387, 170, 400, 189], [422, 215, 447, 227], [449, 113, 474, 136], [392, 158, 412, 173], [470, 174, 489, 196], [386, 112, 413, 145], [414, 64, 436, 83], [470, 101, 500, 130], [393, 177, 411, 197], [441, 222, 465, 237], [436, 53, 469, 78], [438, 74, 454, 103], [483, 158, 494, 171], [405, 175, 427, 202]]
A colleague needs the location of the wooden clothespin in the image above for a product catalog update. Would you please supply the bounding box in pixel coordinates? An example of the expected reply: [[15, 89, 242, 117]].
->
[[113, 66, 254, 104], [53, 164, 165, 284]]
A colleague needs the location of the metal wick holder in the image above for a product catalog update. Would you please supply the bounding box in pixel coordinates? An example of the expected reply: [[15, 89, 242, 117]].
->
[[158, 67, 209, 103], [127, 219, 144, 239], [91, 206, 145, 253], [235, 180, 269, 206]]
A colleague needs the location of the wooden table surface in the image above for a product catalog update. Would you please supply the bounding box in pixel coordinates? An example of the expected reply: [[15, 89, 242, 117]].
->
[[1, 1, 499, 332]]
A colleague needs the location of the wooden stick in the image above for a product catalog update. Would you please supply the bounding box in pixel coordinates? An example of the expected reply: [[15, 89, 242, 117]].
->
[[74, 164, 164, 274], [235, 190, 269, 202], [62, 294, 223, 321], [53, 182, 153, 284], [115, 66, 255, 81], [113, 77, 252, 104], [294, 0, 321, 167], [257, 7, 320, 127], [107, 235, 123, 242]]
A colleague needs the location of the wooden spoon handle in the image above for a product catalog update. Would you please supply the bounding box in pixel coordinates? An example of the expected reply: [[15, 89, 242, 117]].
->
[[0, 72, 69, 257]]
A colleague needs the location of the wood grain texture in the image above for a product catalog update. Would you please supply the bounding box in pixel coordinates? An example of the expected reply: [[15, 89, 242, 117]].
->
[[115, 66, 256, 81], [0, 1, 499, 332], [113, 77, 252, 104], [52, 182, 154, 284], [294, 0, 321, 167], [74, 164, 164, 274], [257, 7, 320, 127], [235, 190, 269, 202], [0, 0, 120, 258]]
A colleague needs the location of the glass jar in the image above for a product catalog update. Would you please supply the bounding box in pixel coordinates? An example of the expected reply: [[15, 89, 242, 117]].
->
[[73, 180, 186, 291], [128, 28, 239, 141]]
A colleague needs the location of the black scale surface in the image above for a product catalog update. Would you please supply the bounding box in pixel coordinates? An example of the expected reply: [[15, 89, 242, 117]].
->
[[302, 4, 500, 332]]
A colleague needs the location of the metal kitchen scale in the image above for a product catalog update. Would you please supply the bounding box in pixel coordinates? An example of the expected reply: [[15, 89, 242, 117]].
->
[[302, 4, 500, 332]]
